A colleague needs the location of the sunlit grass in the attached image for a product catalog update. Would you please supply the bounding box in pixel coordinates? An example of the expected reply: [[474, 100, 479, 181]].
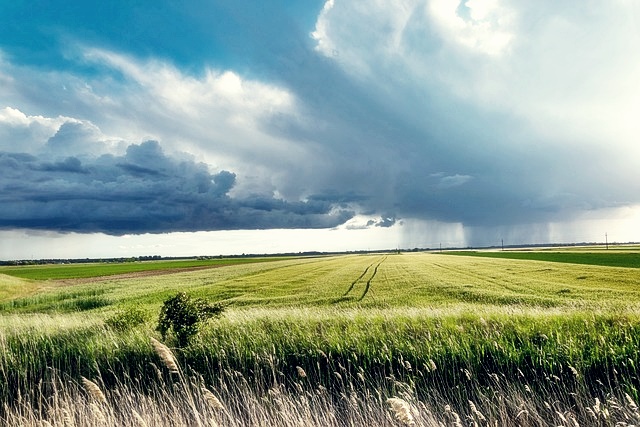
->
[[444, 247, 640, 268], [3, 252, 640, 313], [2, 251, 640, 425], [0, 274, 39, 301], [0, 256, 294, 280], [3, 307, 640, 425]]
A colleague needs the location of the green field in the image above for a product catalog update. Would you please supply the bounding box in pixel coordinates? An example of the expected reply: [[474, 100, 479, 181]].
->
[[0, 256, 292, 280], [2, 251, 640, 425], [444, 246, 640, 268]]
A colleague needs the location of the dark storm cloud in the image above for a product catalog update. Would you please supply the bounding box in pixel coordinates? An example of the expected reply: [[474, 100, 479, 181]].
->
[[258, 0, 640, 234], [37, 157, 88, 174], [0, 140, 354, 234], [1, 1, 639, 245]]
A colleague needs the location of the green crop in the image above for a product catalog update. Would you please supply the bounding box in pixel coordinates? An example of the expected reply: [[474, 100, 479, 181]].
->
[[444, 247, 640, 268], [2, 251, 640, 425], [0, 256, 293, 280]]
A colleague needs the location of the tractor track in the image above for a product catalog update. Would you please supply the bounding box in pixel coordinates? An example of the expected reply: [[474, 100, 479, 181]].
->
[[358, 257, 386, 301], [343, 260, 377, 297], [342, 256, 387, 301]]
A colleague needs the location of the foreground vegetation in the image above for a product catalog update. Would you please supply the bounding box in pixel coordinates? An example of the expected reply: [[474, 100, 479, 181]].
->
[[5, 326, 640, 426], [1, 250, 640, 425]]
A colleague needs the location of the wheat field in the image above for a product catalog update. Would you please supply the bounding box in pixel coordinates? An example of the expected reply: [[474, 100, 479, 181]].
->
[[1, 251, 640, 425]]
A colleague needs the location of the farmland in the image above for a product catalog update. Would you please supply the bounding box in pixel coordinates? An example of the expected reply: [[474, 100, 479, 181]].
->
[[1, 249, 640, 425], [443, 246, 640, 269], [0, 256, 293, 280]]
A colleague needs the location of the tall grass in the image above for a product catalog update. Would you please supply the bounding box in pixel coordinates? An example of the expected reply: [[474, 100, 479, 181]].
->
[[2, 308, 640, 425], [2, 253, 640, 425], [4, 333, 640, 426]]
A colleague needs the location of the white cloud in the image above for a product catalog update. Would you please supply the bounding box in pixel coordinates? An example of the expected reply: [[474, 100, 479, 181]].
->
[[84, 49, 293, 116], [0, 106, 128, 159], [311, 0, 336, 56], [429, 0, 514, 56], [312, 0, 422, 81], [307, 0, 640, 241], [311, 1, 640, 153], [78, 49, 316, 198], [0, 107, 71, 152]]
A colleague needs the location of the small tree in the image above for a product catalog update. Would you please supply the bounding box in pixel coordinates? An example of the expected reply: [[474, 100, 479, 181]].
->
[[157, 292, 224, 347]]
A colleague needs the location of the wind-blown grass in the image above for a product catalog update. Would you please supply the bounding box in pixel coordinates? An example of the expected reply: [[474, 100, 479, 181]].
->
[[3, 253, 639, 313], [1, 251, 640, 425], [3, 324, 640, 426]]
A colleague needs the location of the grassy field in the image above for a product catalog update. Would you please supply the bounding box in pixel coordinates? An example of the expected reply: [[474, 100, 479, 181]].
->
[[443, 246, 640, 268], [1, 250, 640, 425], [0, 256, 292, 280]]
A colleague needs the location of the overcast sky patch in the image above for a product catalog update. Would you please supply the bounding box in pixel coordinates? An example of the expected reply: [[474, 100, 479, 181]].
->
[[1, 1, 640, 257]]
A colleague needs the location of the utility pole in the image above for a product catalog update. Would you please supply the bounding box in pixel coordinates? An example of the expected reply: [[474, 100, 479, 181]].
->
[[605, 232, 608, 250], [501, 239, 504, 251]]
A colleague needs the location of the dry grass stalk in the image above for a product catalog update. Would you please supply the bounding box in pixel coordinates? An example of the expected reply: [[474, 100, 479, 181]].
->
[[625, 393, 638, 411], [89, 402, 108, 424], [569, 365, 579, 378], [444, 404, 463, 427], [515, 409, 528, 420], [81, 377, 107, 404], [202, 387, 225, 410], [469, 400, 486, 421], [132, 409, 148, 427], [150, 337, 180, 373], [62, 408, 73, 427], [567, 412, 580, 427], [387, 397, 415, 425]]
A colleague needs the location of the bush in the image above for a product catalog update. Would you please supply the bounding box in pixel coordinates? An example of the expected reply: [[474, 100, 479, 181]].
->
[[157, 292, 224, 346], [105, 305, 149, 331]]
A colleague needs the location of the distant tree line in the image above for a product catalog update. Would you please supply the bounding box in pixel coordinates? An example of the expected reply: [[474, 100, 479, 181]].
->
[[0, 255, 163, 266]]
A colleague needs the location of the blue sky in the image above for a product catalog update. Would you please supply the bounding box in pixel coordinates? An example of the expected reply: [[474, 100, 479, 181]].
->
[[1, 1, 640, 259]]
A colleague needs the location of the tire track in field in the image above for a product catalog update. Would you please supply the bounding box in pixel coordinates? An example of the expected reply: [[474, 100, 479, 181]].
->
[[343, 260, 377, 297], [358, 256, 387, 301]]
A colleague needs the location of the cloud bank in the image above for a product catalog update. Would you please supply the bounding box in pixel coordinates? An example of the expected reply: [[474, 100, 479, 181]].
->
[[1, 1, 640, 247], [0, 113, 353, 234], [309, 0, 640, 231]]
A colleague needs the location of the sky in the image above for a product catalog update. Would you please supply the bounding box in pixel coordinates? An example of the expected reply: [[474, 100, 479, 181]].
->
[[1, 1, 640, 259]]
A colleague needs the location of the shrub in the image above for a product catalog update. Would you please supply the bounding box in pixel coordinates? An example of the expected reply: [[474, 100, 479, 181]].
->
[[157, 292, 224, 346], [105, 305, 149, 331]]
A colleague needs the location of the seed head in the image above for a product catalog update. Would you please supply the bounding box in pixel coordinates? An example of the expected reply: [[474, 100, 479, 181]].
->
[[150, 337, 179, 373], [202, 387, 225, 410], [296, 366, 307, 378], [81, 377, 107, 404], [387, 397, 415, 425]]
